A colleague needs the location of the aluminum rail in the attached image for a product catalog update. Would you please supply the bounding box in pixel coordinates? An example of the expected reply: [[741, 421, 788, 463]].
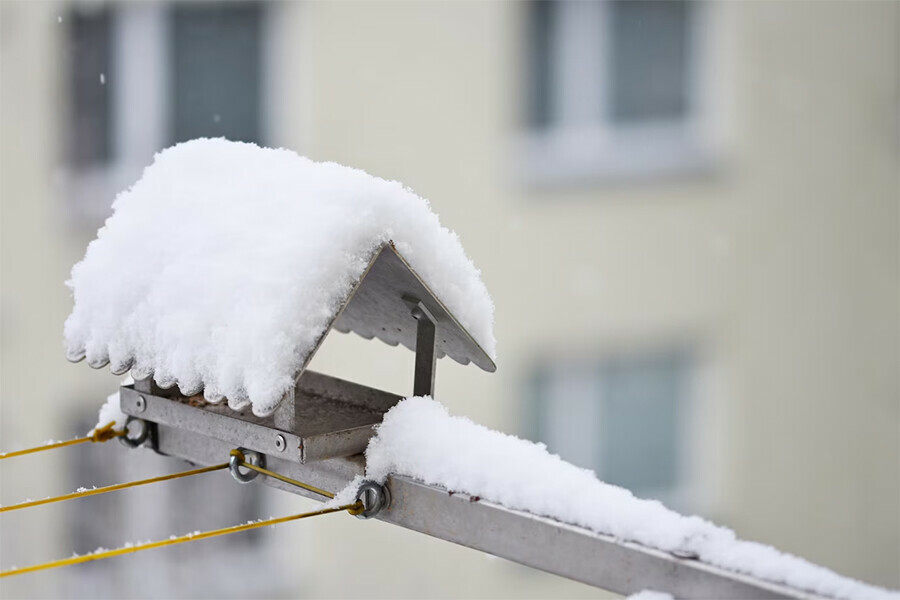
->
[[146, 420, 820, 600]]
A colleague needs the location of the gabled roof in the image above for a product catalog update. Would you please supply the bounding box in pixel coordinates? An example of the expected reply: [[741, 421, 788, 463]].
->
[[64, 139, 496, 416]]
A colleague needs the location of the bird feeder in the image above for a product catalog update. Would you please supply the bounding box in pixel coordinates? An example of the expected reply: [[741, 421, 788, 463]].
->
[[116, 242, 496, 464]]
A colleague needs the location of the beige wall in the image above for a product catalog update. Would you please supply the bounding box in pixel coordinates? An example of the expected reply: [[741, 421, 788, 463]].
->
[[724, 2, 899, 582], [1, 1, 897, 597]]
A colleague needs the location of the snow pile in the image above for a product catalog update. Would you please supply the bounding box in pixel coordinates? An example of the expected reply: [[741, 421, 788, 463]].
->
[[64, 139, 495, 416], [361, 398, 898, 600], [325, 475, 367, 510], [626, 592, 673, 600], [89, 391, 128, 435]]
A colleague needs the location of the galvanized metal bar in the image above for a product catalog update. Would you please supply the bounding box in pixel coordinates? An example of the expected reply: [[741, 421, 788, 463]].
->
[[143, 420, 821, 600], [152, 421, 361, 500], [380, 480, 817, 600], [121, 386, 303, 461]]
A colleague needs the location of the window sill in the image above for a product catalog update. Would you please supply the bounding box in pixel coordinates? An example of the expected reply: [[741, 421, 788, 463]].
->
[[517, 125, 721, 189]]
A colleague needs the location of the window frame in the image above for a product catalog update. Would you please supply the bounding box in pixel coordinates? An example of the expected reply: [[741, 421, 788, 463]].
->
[[519, 1, 725, 186], [60, 1, 285, 227]]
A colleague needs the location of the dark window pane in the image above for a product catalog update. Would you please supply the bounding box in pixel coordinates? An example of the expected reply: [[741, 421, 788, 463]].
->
[[170, 3, 263, 145], [528, 0, 555, 128], [68, 8, 113, 167], [609, 0, 691, 123], [598, 353, 685, 494]]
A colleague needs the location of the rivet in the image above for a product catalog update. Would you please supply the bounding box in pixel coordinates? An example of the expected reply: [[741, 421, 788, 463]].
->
[[274, 434, 286, 452], [135, 396, 147, 413]]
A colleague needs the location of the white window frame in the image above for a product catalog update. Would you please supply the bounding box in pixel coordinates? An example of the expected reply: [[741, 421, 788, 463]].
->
[[519, 1, 728, 186], [60, 1, 287, 227]]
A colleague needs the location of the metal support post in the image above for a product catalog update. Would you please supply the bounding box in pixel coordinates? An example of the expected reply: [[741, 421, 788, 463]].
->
[[405, 296, 437, 397]]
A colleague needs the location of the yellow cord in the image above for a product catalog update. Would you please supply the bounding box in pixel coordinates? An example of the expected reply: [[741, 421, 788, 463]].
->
[[0, 463, 229, 513], [229, 451, 365, 516], [0, 502, 363, 578], [229, 449, 335, 500], [1, 440, 369, 576], [0, 421, 123, 460]]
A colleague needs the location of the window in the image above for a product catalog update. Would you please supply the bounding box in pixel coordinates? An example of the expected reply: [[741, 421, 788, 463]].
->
[[67, 7, 113, 167], [522, 0, 720, 184], [170, 3, 264, 145], [608, 0, 691, 124], [64, 2, 271, 226], [528, 349, 698, 507]]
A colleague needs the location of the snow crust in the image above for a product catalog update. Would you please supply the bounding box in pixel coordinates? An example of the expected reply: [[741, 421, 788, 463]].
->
[[361, 397, 898, 600], [64, 139, 495, 416]]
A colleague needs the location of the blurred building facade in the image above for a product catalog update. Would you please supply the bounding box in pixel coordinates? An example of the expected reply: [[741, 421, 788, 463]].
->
[[1, 1, 897, 598]]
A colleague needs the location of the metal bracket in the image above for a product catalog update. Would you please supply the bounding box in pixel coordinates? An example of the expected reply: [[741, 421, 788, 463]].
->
[[403, 295, 437, 398]]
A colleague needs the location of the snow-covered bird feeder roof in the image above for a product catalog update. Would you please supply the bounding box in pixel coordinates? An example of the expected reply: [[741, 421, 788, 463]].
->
[[65, 138, 496, 418]]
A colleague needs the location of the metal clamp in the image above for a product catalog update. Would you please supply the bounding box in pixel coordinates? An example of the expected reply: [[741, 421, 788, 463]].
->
[[118, 416, 150, 448], [229, 448, 265, 484], [354, 480, 391, 520]]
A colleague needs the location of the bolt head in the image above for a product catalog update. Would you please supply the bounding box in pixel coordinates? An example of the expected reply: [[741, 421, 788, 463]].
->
[[274, 434, 286, 452], [135, 396, 147, 413]]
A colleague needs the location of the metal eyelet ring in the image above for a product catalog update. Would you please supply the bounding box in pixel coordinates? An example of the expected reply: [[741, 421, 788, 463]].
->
[[229, 448, 265, 484], [354, 481, 391, 520], [118, 416, 150, 448]]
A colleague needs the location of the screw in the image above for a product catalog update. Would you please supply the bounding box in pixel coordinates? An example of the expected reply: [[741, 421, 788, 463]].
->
[[274, 434, 286, 452], [135, 396, 146, 413]]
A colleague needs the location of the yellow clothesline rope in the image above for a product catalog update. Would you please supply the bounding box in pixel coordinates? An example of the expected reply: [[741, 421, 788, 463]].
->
[[0, 421, 123, 460], [0, 431, 366, 577], [0, 463, 229, 513], [229, 448, 335, 500], [0, 502, 362, 578]]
